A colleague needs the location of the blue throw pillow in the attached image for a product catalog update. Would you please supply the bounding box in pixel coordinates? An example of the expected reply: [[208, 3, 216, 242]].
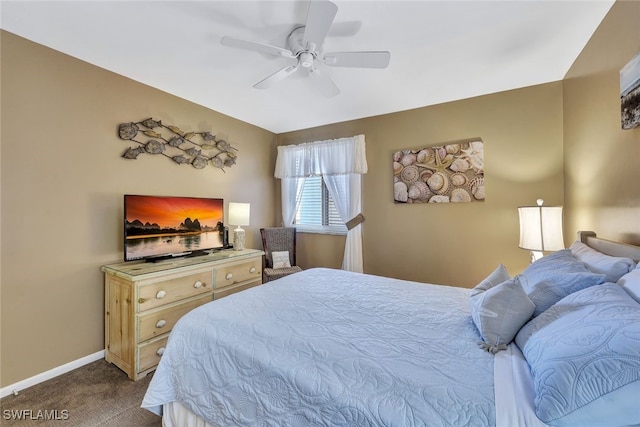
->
[[519, 249, 606, 316], [469, 276, 535, 353], [515, 283, 640, 427], [469, 264, 510, 297]]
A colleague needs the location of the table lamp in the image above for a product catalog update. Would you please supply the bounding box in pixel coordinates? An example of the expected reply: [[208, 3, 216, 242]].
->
[[518, 199, 564, 262], [228, 202, 250, 251]]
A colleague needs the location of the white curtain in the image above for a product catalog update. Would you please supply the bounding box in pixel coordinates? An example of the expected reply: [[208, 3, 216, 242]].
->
[[281, 177, 305, 227], [275, 135, 367, 273], [274, 135, 368, 178], [324, 173, 363, 272]]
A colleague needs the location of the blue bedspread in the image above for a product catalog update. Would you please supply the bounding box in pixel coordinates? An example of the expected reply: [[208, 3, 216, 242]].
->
[[142, 268, 494, 426]]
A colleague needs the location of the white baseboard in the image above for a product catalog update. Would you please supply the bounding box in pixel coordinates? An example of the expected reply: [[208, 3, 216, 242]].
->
[[0, 350, 105, 399]]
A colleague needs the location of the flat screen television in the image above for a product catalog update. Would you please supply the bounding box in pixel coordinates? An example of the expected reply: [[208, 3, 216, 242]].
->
[[124, 195, 225, 262]]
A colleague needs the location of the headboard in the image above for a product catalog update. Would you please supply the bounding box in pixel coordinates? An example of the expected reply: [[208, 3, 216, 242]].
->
[[578, 231, 640, 263]]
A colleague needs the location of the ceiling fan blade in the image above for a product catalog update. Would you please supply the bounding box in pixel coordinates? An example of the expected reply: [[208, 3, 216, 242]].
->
[[309, 67, 340, 98], [221, 36, 294, 58], [302, 0, 338, 50], [253, 65, 299, 89], [327, 20, 362, 38], [323, 51, 391, 69]]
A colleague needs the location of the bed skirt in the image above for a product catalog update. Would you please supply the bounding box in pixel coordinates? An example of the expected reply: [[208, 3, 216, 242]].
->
[[162, 401, 217, 427]]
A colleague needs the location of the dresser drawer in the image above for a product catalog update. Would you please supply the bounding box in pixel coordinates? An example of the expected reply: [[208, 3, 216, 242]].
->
[[138, 336, 168, 372], [137, 271, 211, 312], [213, 259, 262, 289], [137, 294, 212, 343], [213, 279, 261, 300]]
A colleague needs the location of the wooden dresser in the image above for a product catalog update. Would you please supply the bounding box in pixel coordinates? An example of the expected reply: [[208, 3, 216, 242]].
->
[[102, 249, 263, 380]]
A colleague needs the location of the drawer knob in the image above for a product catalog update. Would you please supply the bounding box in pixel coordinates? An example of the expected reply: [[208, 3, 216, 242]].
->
[[155, 319, 167, 328], [249, 267, 256, 273], [194, 281, 204, 288], [155, 290, 167, 299], [157, 347, 165, 357], [225, 273, 233, 280]]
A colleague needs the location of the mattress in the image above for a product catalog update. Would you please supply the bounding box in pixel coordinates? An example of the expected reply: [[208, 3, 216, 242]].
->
[[142, 268, 499, 426]]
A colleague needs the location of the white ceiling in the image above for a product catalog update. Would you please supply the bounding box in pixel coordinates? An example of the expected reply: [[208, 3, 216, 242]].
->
[[1, 1, 614, 133]]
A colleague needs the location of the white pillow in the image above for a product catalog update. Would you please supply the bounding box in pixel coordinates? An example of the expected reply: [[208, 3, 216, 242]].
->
[[617, 266, 640, 303], [271, 251, 291, 269], [570, 240, 636, 282]]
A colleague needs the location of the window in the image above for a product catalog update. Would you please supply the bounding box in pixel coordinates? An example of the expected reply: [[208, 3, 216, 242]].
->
[[294, 176, 347, 235]]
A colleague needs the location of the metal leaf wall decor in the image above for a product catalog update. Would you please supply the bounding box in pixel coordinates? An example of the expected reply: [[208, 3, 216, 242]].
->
[[118, 118, 237, 171]]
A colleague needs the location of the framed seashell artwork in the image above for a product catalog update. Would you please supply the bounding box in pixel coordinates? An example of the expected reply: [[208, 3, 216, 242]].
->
[[117, 118, 238, 171], [393, 140, 484, 204], [621, 51, 640, 130]]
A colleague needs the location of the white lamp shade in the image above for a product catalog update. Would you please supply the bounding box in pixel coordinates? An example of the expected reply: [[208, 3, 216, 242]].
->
[[228, 202, 250, 227], [518, 205, 564, 251]]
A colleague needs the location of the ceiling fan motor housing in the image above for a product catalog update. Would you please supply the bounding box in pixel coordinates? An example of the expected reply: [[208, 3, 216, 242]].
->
[[288, 26, 319, 67]]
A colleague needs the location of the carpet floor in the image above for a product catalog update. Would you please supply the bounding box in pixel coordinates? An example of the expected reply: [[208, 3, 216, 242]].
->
[[0, 360, 161, 426]]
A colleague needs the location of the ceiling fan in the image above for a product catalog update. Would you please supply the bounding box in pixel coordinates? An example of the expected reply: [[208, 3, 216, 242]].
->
[[220, 0, 390, 97]]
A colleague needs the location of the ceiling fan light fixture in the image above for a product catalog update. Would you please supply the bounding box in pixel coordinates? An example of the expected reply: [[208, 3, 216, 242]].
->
[[323, 55, 337, 65], [300, 52, 314, 68]]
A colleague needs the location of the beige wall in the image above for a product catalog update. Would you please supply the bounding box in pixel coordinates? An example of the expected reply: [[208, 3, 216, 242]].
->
[[0, 32, 277, 386], [279, 82, 564, 287], [563, 0, 640, 244]]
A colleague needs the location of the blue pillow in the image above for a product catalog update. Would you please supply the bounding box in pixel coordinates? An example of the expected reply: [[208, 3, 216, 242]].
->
[[469, 276, 535, 353], [469, 263, 510, 297], [515, 283, 640, 427], [617, 267, 640, 303], [519, 249, 606, 316], [570, 240, 636, 282]]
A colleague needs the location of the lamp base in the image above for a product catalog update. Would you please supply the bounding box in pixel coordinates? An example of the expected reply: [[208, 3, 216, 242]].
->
[[233, 226, 245, 251], [530, 250, 544, 263]]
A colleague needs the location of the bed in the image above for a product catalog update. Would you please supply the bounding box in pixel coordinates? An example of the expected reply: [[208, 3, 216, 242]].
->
[[142, 231, 640, 427]]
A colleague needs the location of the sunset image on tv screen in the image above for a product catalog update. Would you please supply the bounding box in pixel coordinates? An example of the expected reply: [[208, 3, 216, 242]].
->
[[124, 195, 225, 261], [125, 195, 223, 230]]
